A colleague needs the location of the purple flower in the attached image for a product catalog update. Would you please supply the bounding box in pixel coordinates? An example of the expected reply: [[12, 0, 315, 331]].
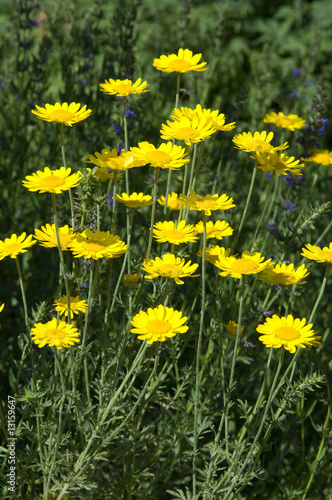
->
[[267, 221, 281, 236], [126, 108, 135, 119], [283, 199, 296, 212], [289, 91, 297, 99], [293, 69, 303, 77], [284, 174, 305, 187], [112, 123, 122, 135]]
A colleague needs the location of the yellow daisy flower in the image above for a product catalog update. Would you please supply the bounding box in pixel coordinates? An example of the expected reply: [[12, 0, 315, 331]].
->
[[258, 263, 309, 286], [100, 78, 149, 97], [53, 295, 88, 318], [215, 250, 273, 279], [22, 167, 82, 194], [171, 105, 236, 132], [131, 304, 188, 344], [160, 116, 216, 146], [86, 148, 135, 172], [301, 242, 332, 263], [233, 131, 288, 153], [31, 318, 80, 349], [263, 111, 305, 131], [179, 189, 235, 216], [116, 192, 153, 208], [153, 220, 199, 245], [142, 253, 199, 285], [254, 150, 304, 176], [197, 245, 232, 264], [195, 220, 234, 240], [257, 314, 321, 353], [153, 48, 207, 73], [0, 232, 36, 260], [302, 149, 332, 166], [31, 102, 92, 126], [129, 142, 189, 170], [124, 273, 141, 288], [69, 229, 127, 260], [223, 320, 244, 338], [158, 192, 182, 210], [34, 224, 74, 251], [0, 302, 5, 313]]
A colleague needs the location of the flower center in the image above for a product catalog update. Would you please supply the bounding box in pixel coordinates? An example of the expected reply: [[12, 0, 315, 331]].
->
[[176, 127, 200, 140], [6, 243, 22, 253], [85, 241, 107, 252], [252, 139, 273, 151], [47, 328, 65, 339], [231, 258, 258, 274], [164, 229, 185, 240], [146, 150, 172, 164], [115, 83, 133, 93], [196, 199, 217, 209], [159, 263, 181, 276], [48, 109, 75, 122], [279, 117, 293, 127], [42, 175, 66, 187], [320, 250, 332, 261], [274, 326, 300, 341], [148, 319, 171, 335], [168, 59, 191, 72]]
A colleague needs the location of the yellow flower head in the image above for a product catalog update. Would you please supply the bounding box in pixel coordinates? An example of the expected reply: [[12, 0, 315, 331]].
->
[[263, 111, 305, 131], [171, 105, 236, 132], [179, 189, 235, 216], [86, 148, 135, 172], [142, 253, 199, 285], [69, 229, 127, 260], [0, 302, 5, 313], [153, 220, 199, 245], [254, 151, 304, 176], [116, 192, 153, 208], [86, 166, 121, 182], [195, 220, 234, 240], [124, 273, 141, 288], [31, 318, 80, 350], [233, 131, 288, 153], [215, 250, 273, 279], [0, 232, 36, 260], [223, 320, 244, 338], [31, 102, 92, 126], [160, 116, 216, 146], [53, 295, 88, 319], [131, 304, 188, 344], [34, 224, 74, 251], [129, 141, 189, 170], [257, 314, 321, 353], [301, 242, 332, 264], [197, 246, 232, 264], [258, 263, 309, 286], [153, 48, 207, 73], [22, 167, 82, 194], [158, 192, 182, 211], [100, 78, 149, 97], [302, 149, 332, 166]]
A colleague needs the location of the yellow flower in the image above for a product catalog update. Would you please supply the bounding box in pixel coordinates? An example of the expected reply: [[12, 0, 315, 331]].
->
[[31, 318, 80, 349], [302, 149, 332, 166], [301, 242, 332, 263], [124, 273, 141, 288], [31, 102, 92, 126], [263, 111, 305, 131], [0, 232, 36, 260], [223, 320, 244, 338], [116, 192, 153, 208], [53, 295, 88, 318], [160, 116, 216, 146], [34, 224, 74, 251], [254, 151, 304, 176], [195, 220, 234, 240], [22, 167, 82, 194], [233, 131, 288, 153], [197, 245, 232, 264], [215, 250, 273, 279], [86, 166, 121, 182], [153, 48, 207, 73], [131, 304, 188, 344], [153, 220, 199, 245], [179, 189, 235, 216], [129, 142, 189, 170], [171, 105, 236, 132], [258, 263, 309, 286], [100, 78, 149, 97], [0, 302, 4, 313], [86, 148, 135, 172], [69, 229, 127, 260], [257, 314, 321, 353], [158, 192, 182, 211], [142, 253, 199, 285]]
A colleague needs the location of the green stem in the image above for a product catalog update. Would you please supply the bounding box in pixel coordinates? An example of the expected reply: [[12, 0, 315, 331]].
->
[[59, 123, 75, 229], [249, 171, 276, 251], [145, 167, 160, 263]]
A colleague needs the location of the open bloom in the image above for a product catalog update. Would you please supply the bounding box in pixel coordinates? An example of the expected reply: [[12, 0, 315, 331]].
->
[[69, 229, 127, 260], [0, 232, 36, 260], [158, 192, 182, 210], [195, 220, 233, 240], [171, 105, 236, 132], [53, 295, 88, 318], [129, 142, 189, 169], [258, 263, 309, 286], [23, 167, 82, 194], [257, 315, 321, 353], [142, 253, 199, 284], [197, 245, 232, 264], [255, 151, 304, 176], [31, 102, 92, 126], [100, 78, 149, 97], [179, 189, 235, 216], [215, 250, 273, 279], [233, 131, 288, 153], [116, 192, 153, 208], [153, 48, 207, 73], [302, 149, 332, 166], [34, 224, 74, 251], [160, 115, 216, 146], [301, 242, 332, 263], [131, 304, 188, 344], [31, 318, 80, 349], [153, 220, 199, 245], [86, 148, 135, 172], [263, 112, 305, 131]]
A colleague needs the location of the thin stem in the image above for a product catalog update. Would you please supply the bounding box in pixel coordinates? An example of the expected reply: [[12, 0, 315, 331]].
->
[[145, 167, 160, 264], [249, 171, 276, 251], [59, 123, 75, 229]]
